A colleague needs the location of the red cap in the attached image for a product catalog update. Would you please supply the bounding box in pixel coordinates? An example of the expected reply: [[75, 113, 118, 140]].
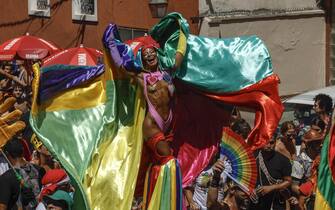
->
[[40, 169, 69, 201], [125, 36, 159, 56]]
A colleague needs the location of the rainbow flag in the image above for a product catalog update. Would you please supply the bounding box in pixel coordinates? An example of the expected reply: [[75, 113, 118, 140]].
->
[[30, 52, 145, 209], [315, 120, 335, 210]]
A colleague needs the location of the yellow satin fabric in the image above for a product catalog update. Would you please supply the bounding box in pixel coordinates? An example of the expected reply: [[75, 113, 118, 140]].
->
[[147, 169, 164, 210], [146, 159, 177, 210], [315, 188, 332, 210], [32, 64, 107, 113], [177, 29, 187, 56], [41, 78, 106, 112], [31, 64, 40, 116], [142, 165, 151, 209], [170, 161, 177, 210], [83, 87, 146, 210]]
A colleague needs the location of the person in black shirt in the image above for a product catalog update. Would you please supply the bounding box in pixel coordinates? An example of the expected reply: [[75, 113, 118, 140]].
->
[[0, 169, 20, 210], [0, 138, 44, 210], [249, 137, 292, 210]]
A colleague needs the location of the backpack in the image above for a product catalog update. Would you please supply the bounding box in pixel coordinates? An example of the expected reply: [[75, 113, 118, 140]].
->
[[17, 164, 41, 209]]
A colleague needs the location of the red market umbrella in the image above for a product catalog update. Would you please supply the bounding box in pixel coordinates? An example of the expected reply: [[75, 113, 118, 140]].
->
[[42, 44, 103, 67], [0, 33, 60, 61]]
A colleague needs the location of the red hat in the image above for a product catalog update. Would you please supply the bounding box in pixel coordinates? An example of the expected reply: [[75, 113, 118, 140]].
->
[[39, 169, 70, 201], [125, 35, 159, 56]]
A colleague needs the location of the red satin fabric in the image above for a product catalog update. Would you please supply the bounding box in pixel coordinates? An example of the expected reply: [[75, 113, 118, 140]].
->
[[135, 74, 283, 190], [146, 132, 174, 164], [205, 74, 283, 151], [173, 74, 283, 187], [135, 133, 174, 199], [172, 81, 232, 187], [143, 132, 174, 205], [146, 164, 162, 206], [328, 121, 335, 181]]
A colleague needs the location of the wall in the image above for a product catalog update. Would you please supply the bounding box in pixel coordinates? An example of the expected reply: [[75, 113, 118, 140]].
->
[[200, 0, 318, 15], [198, 0, 326, 96], [0, 0, 198, 50]]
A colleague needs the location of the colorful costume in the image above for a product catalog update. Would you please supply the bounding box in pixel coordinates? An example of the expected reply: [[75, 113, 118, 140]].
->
[[30, 12, 283, 210], [143, 71, 174, 133]]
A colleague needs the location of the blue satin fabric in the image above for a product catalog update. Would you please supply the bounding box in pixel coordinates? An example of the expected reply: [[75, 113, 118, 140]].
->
[[150, 12, 273, 93], [175, 34, 273, 93], [103, 12, 273, 94]]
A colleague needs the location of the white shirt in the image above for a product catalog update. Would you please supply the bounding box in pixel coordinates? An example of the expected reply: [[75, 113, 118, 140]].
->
[[192, 160, 232, 210], [36, 202, 47, 210], [0, 156, 9, 176]]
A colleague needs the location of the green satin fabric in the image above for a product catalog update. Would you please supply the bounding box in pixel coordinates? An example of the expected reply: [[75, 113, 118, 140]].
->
[[30, 105, 106, 210], [30, 79, 142, 210], [31, 104, 108, 181], [176, 34, 273, 93], [151, 12, 273, 93], [30, 105, 106, 209], [151, 13, 189, 72], [83, 85, 145, 210]]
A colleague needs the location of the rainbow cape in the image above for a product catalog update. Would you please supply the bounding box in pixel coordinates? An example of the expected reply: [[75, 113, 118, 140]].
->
[[30, 12, 283, 210], [30, 56, 145, 210], [315, 116, 335, 210]]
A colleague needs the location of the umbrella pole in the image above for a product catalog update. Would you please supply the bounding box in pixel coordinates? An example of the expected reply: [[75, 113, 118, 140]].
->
[[0, 148, 27, 187], [0, 148, 16, 169]]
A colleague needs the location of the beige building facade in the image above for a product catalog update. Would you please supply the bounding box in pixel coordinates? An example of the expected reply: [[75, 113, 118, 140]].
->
[[198, 0, 329, 96]]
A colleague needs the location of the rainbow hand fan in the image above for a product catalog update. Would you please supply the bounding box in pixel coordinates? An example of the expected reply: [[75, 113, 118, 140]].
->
[[220, 127, 258, 194]]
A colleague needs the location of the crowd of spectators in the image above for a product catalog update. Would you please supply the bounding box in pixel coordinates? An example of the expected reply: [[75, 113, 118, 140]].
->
[[183, 94, 333, 210], [0, 61, 73, 210]]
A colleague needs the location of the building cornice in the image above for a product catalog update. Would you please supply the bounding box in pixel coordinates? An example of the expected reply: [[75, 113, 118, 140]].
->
[[193, 8, 325, 23]]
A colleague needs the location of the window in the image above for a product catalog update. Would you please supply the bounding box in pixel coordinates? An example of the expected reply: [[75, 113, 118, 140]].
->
[[28, 0, 50, 17], [72, 0, 98, 22], [118, 27, 148, 41]]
